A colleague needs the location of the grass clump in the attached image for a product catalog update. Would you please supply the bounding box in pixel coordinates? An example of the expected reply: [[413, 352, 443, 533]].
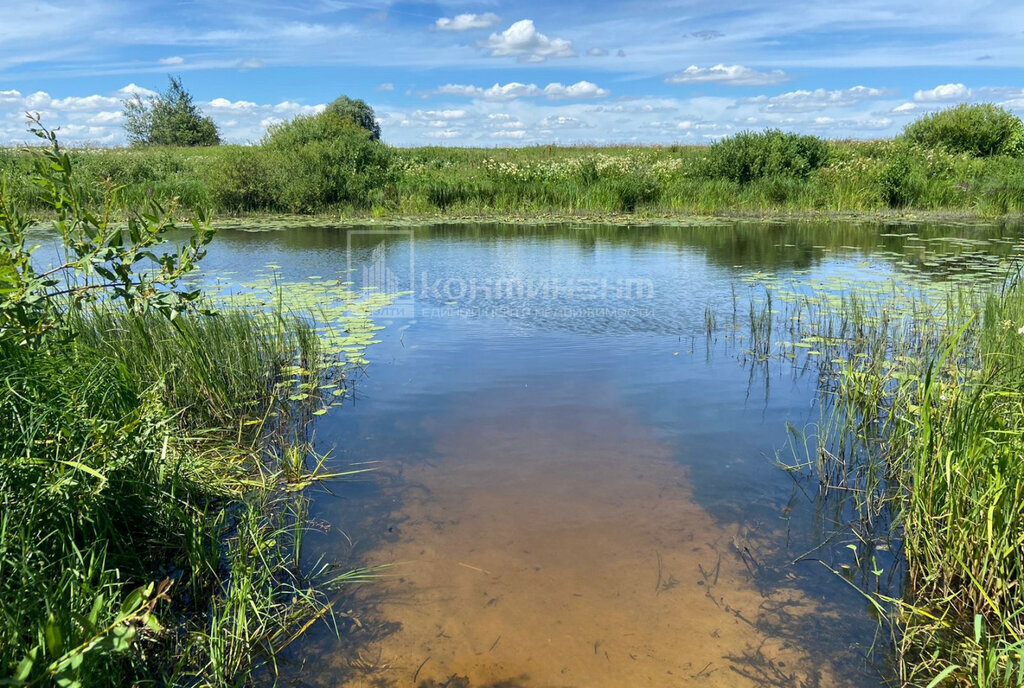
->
[[0, 121, 377, 686], [743, 265, 1024, 687]]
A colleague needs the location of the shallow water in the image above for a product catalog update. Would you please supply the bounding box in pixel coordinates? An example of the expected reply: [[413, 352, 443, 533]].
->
[[135, 223, 1024, 685]]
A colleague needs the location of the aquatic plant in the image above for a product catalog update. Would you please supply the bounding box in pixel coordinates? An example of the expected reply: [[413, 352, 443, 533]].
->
[[725, 250, 1024, 687]]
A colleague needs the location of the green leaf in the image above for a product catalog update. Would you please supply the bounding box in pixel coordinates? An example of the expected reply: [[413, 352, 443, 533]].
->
[[14, 647, 37, 682], [44, 614, 64, 657]]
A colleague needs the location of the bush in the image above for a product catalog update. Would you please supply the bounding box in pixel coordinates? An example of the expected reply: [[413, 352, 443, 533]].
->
[[208, 146, 276, 211], [262, 112, 393, 212], [703, 129, 830, 183], [903, 104, 1023, 157]]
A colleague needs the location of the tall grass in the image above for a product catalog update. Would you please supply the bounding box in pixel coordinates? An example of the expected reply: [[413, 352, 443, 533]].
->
[[0, 307, 362, 686], [732, 270, 1024, 687]]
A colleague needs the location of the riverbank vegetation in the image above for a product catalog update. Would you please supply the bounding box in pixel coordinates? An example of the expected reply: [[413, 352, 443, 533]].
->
[[0, 122, 374, 686], [732, 256, 1024, 686], [1, 103, 1022, 221]]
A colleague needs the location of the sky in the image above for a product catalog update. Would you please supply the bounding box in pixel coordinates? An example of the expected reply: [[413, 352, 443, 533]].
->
[[1, 0, 1023, 147]]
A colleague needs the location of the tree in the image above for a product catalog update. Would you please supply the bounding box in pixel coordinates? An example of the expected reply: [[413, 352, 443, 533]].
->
[[326, 95, 381, 141], [122, 76, 220, 147]]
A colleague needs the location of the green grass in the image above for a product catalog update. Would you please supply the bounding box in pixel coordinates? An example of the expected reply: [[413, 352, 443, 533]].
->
[[3, 137, 1024, 220], [730, 265, 1024, 687], [0, 307, 367, 687]]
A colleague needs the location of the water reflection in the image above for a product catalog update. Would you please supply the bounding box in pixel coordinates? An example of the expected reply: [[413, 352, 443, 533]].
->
[[189, 221, 1022, 687]]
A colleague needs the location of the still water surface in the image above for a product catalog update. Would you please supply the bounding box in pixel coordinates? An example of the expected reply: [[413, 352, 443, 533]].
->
[[194, 222, 1023, 688]]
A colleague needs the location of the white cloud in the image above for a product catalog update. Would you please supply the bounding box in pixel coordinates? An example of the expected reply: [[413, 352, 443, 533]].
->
[[236, 58, 265, 70], [158, 56, 185, 66], [50, 94, 121, 111], [435, 13, 500, 31], [115, 84, 159, 99], [431, 81, 608, 101], [542, 81, 609, 99], [540, 115, 591, 129], [377, 83, 395, 91], [208, 98, 259, 111], [742, 86, 891, 112], [892, 102, 917, 113], [587, 48, 609, 57], [665, 64, 790, 86], [913, 83, 971, 102], [490, 129, 527, 139], [478, 20, 575, 62]]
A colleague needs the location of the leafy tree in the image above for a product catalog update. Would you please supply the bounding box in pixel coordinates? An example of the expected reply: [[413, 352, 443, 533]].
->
[[122, 76, 220, 147], [326, 95, 381, 141]]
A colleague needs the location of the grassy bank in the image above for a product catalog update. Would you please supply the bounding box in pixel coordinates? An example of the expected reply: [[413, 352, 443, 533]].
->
[[0, 123, 384, 687], [738, 265, 1024, 686], [2, 137, 1024, 222]]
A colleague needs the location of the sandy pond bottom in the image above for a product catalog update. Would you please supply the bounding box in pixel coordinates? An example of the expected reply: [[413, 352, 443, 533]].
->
[[320, 402, 845, 688]]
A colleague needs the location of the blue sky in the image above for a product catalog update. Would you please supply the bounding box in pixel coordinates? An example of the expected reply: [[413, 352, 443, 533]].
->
[[1, 0, 1023, 146]]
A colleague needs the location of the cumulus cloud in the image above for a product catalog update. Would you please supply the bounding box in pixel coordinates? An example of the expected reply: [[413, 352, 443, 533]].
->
[[430, 80, 608, 101], [435, 13, 500, 31], [913, 83, 971, 102], [742, 86, 891, 112], [158, 56, 185, 66], [665, 64, 790, 86], [116, 83, 159, 99], [543, 82, 609, 99], [377, 83, 395, 91], [478, 20, 575, 62]]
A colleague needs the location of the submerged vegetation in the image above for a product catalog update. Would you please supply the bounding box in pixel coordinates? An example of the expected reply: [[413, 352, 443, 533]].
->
[[0, 122, 386, 686], [1, 103, 1022, 220]]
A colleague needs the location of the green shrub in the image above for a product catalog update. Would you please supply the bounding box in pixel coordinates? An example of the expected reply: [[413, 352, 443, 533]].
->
[[263, 112, 393, 212], [1004, 128, 1024, 158], [702, 129, 830, 183], [208, 145, 276, 211], [903, 104, 1023, 157]]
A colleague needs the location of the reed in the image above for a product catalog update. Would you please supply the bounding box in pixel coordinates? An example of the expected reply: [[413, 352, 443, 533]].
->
[[730, 266, 1024, 687]]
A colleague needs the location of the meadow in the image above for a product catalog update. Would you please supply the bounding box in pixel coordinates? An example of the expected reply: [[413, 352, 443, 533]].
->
[[1, 117, 1024, 221]]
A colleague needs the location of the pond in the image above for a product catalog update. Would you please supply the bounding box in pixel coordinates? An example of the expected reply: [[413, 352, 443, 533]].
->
[[193, 221, 1024, 688]]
